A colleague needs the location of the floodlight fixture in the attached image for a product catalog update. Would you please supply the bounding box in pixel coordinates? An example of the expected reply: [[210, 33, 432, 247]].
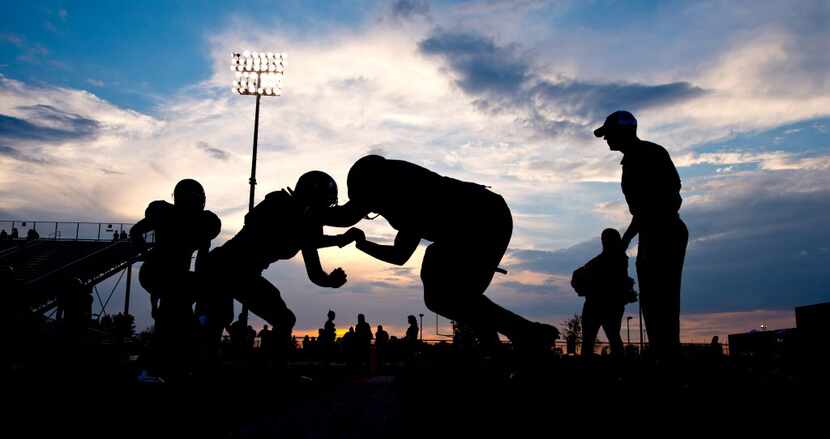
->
[[231, 52, 286, 95], [230, 49, 286, 325]]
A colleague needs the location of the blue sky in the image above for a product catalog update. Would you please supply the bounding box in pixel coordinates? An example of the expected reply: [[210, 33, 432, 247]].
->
[[1, 0, 828, 340], [0, 1, 378, 112]]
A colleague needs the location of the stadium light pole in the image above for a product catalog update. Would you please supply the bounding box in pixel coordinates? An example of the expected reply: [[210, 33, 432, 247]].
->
[[231, 50, 286, 325], [639, 303, 644, 353]]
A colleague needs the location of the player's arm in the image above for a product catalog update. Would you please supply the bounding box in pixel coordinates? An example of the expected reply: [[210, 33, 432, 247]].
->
[[129, 218, 153, 244], [195, 212, 221, 272], [302, 247, 347, 288], [129, 201, 165, 244], [317, 228, 365, 249], [621, 215, 640, 250], [356, 230, 420, 266]]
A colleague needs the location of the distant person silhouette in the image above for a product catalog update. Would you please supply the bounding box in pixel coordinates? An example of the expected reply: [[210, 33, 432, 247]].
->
[[321, 155, 559, 350], [571, 228, 635, 358], [0, 230, 8, 240], [130, 178, 220, 378], [375, 324, 389, 369], [342, 326, 356, 363], [120, 229, 128, 240], [319, 310, 337, 362], [375, 325, 389, 347], [355, 313, 373, 362], [229, 313, 248, 357], [246, 325, 257, 352], [112, 231, 119, 241], [322, 310, 337, 346], [26, 228, 39, 240], [594, 111, 688, 360], [10, 227, 18, 240], [709, 335, 723, 358], [259, 324, 273, 355], [566, 333, 577, 356], [355, 314, 373, 343], [405, 315, 419, 345], [198, 171, 360, 351], [452, 320, 477, 352]]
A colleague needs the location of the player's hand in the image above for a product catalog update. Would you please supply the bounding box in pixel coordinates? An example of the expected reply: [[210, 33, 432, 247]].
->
[[328, 267, 347, 288], [341, 228, 366, 247]]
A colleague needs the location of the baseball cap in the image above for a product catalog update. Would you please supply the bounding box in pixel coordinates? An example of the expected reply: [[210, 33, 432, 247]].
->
[[593, 111, 637, 137]]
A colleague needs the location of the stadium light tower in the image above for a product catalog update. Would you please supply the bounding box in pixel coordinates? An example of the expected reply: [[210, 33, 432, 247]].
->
[[231, 50, 286, 324]]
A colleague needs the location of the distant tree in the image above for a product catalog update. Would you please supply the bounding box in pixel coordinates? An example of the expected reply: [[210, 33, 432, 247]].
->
[[137, 326, 154, 347], [563, 314, 582, 343], [112, 313, 136, 339]]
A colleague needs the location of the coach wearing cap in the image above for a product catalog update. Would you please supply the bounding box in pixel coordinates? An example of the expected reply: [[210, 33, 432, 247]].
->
[[594, 111, 688, 360]]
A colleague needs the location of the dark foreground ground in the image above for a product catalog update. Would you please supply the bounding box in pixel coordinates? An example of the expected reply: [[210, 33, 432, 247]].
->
[[6, 344, 828, 438]]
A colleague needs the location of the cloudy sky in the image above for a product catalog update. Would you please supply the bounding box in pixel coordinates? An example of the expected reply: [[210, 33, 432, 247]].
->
[[1, 0, 828, 342]]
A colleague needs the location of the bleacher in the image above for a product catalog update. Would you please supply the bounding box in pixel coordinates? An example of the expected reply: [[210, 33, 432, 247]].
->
[[0, 220, 153, 313]]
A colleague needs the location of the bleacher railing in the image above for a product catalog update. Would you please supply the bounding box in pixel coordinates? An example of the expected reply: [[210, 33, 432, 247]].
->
[[0, 220, 153, 242]]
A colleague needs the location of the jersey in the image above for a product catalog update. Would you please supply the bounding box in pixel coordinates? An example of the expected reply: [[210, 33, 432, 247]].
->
[[354, 159, 499, 242], [143, 200, 221, 271], [220, 190, 322, 271], [621, 140, 682, 224]]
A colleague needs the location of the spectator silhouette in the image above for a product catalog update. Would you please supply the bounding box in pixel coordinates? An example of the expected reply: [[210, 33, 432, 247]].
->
[[120, 229, 128, 240], [10, 227, 19, 240], [453, 320, 477, 352], [571, 228, 635, 358], [319, 310, 338, 363], [355, 314, 373, 343], [196, 171, 360, 352], [130, 179, 220, 379], [1, 229, 8, 240], [375, 325, 389, 371], [594, 111, 688, 361], [322, 310, 337, 346], [259, 324, 273, 355], [246, 325, 257, 353], [342, 326, 356, 363], [321, 155, 559, 351], [710, 336, 723, 358], [26, 228, 39, 240], [112, 231, 119, 241], [405, 315, 419, 346], [229, 313, 248, 358], [376, 325, 389, 347], [355, 313, 373, 363], [566, 333, 577, 356]]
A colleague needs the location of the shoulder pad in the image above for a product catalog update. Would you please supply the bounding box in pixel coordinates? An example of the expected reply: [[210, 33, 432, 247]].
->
[[263, 190, 291, 203], [202, 211, 222, 240], [146, 200, 172, 218]]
